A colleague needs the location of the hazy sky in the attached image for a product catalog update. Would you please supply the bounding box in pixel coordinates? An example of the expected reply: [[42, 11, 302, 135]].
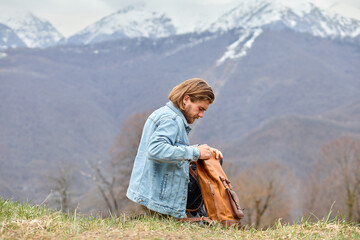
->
[[0, 0, 359, 37]]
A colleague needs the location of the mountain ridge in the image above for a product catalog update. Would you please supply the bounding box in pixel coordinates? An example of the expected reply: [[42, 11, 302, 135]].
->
[[201, 0, 360, 41], [3, 12, 63, 48], [1, 1, 360, 49], [66, 5, 176, 45]]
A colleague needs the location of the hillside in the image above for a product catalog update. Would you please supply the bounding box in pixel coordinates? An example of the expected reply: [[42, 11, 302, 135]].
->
[[192, 29, 360, 143], [1, 197, 359, 239], [221, 108, 360, 176], [322, 99, 360, 122]]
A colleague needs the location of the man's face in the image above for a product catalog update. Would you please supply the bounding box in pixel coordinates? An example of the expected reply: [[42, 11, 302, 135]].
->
[[182, 95, 210, 124]]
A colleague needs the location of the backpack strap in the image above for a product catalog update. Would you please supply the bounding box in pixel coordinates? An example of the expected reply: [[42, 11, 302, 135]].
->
[[186, 203, 203, 212], [179, 217, 241, 228], [178, 216, 214, 225], [221, 220, 242, 228]]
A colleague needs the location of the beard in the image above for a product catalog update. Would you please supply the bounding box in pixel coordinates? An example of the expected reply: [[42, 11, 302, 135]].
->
[[183, 111, 197, 124]]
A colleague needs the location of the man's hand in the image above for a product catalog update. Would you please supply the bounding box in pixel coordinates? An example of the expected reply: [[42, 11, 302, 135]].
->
[[196, 145, 223, 160], [210, 147, 223, 160], [196, 144, 212, 160]]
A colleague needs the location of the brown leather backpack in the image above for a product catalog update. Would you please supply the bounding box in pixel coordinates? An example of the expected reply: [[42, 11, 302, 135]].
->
[[196, 155, 244, 227]]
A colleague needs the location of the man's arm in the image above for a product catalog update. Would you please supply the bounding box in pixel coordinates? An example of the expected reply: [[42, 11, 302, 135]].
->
[[147, 118, 200, 163]]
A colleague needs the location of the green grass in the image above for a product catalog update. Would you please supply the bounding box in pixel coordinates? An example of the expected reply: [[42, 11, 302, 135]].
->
[[0, 197, 359, 239]]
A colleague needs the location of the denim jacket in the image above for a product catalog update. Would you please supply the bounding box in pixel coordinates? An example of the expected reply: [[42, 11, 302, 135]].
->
[[126, 101, 200, 218]]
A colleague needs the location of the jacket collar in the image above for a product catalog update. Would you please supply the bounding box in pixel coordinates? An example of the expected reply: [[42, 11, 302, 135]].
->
[[166, 101, 192, 134]]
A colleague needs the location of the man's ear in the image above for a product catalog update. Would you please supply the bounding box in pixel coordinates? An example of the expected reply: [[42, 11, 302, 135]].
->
[[183, 95, 190, 105]]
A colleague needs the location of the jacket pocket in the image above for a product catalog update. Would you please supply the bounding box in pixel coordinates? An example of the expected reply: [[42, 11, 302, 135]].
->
[[159, 174, 168, 200], [176, 161, 185, 168]]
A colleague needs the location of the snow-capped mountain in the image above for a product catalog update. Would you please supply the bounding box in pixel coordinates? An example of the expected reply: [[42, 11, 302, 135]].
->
[[0, 23, 26, 49], [4, 12, 64, 48], [202, 0, 360, 39], [66, 5, 176, 45]]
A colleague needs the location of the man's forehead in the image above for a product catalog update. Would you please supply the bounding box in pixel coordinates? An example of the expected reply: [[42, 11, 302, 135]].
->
[[197, 100, 210, 109]]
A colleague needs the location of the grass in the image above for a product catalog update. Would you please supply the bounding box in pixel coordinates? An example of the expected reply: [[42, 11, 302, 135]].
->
[[0, 197, 359, 239]]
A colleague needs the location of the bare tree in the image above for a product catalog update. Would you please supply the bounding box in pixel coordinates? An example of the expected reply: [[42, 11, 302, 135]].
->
[[305, 136, 360, 222], [92, 111, 149, 215], [232, 161, 292, 229], [45, 162, 74, 212]]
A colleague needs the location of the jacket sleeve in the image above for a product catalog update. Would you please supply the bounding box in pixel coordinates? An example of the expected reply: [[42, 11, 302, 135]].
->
[[147, 118, 200, 163]]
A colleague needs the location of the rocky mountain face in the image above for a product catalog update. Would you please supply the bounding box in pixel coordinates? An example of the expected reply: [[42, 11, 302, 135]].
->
[[0, 23, 26, 49], [3, 12, 64, 48], [66, 5, 176, 45]]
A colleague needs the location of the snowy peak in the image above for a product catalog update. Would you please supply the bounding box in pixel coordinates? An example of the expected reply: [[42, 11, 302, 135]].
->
[[204, 0, 360, 39], [0, 23, 26, 49], [67, 5, 176, 45], [4, 12, 64, 48]]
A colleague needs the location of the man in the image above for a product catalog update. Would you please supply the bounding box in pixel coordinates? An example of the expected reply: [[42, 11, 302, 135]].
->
[[126, 78, 223, 218]]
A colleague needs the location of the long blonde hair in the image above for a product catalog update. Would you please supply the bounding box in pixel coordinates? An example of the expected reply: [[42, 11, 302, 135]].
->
[[168, 78, 215, 111]]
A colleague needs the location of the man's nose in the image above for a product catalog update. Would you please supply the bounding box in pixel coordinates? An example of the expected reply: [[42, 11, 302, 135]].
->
[[198, 112, 204, 118]]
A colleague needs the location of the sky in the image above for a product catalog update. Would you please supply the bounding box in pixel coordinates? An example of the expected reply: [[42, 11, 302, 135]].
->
[[0, 0, 359, 37]]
